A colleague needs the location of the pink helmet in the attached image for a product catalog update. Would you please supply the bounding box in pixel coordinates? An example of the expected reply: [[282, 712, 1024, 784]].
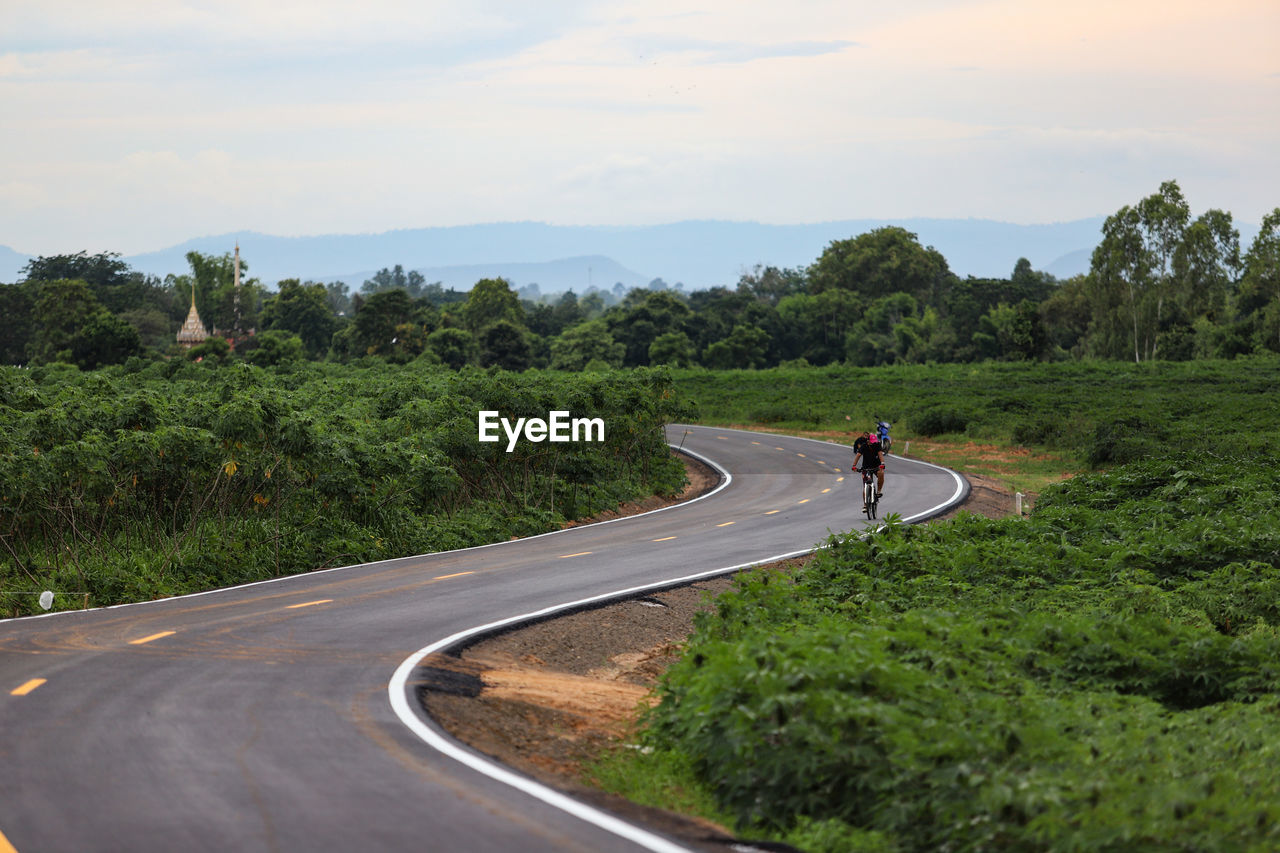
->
[[868, 434, 879, 444]]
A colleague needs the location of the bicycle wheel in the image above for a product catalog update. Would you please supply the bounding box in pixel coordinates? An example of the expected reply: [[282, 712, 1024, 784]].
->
[[870, 491, 878, 519]]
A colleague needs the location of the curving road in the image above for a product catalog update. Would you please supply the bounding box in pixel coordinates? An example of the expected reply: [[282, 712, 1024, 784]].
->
[[0, 425, 965, 853]]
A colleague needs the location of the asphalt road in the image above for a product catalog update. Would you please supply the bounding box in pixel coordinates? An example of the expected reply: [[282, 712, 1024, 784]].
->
[[0, 424, 966, 853]]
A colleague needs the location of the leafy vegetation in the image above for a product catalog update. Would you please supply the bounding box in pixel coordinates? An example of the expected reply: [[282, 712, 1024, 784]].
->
[[0, 361, 686, 616], [672, 357, 1280, 466], [598, 357, 1280, 851], [4, 179, 1279, 846], [3, 181, 1277, 374]]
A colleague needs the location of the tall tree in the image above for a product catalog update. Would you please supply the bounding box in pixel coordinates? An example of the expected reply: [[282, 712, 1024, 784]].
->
[[479, 320, 532, 371], [326, 281, 352, 315], [427, 327, 474, 369], [71, 311, 143, 369], [702, 324, 771, 369], [26, 279, 108, 364], [1135, 180, 1191, 357], [1039, 275, 1091, 359], [970, 300, 1047, 361], [260, 280, 339, 358], [362, 265, 407, 294], [1087, 181, 1241, 362], [606, 290, 692, 366], [21, 251, 131, 287], [551, 290, 586, 332], [0, 284, 34, 364], [648, 330, 697, 367], [736, 265, 806, 305], [549, 319, 624, 370], [808, 227, 954, 309], [1173, 209, 1240, 321], [458, 278, 524, 336], [1089, 204, 1155, 362], [1239, 208, 1280, 352], [776, 289, 864, 365], [349, 289, 436, 357], [846, 292, 920, 366], [22, 251, 175, 336], [184, 250, 262, 334]]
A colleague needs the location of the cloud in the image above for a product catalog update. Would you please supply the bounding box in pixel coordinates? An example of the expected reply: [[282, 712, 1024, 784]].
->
[[0, 53, 35, 78], [627, 36, 859, 65], [1, 0, 1276, 254], [0, 1, 587, 85], [556, 155, 662, 193]]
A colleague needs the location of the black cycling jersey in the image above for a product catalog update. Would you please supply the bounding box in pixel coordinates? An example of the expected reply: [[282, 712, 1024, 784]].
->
[[859, 444, 883, 470]]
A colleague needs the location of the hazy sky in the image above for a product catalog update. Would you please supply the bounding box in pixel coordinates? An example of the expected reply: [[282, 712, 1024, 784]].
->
[[2, 0, 1277, 256]]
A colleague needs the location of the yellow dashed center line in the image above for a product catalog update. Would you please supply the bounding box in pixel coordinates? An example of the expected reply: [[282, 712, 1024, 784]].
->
[[837, 477, 845, 482], [652, 536, 677, 542], [0, 825, 20, 853], [798, 498, 811, 504], [796, 453, 806, 458], [128, 631, 175, 646], [764, 510, 781, 515], [822, 488, 832, 494], [775, 447, 785, 451], [433, 571, 475, 580], [716, 521, 735, 527], [751, 441, 761, 445], [10, 678, 46, 696], [559, 551, 593, 559], [716, 435, 729, 440], [286, 599, 333, 609]]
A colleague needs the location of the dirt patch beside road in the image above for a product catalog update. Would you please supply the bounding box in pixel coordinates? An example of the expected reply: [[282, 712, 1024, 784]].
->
[[420, 449, 1019, 850]]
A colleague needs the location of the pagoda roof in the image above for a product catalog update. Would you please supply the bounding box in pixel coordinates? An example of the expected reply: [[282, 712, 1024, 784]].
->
[[176, 302, 208, 345]]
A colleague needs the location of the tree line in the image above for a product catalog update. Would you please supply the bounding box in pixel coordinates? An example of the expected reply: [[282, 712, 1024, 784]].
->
[[3, 180, 1276, 371]]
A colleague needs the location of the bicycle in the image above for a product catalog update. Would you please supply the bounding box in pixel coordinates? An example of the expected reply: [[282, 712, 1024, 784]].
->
[[861, 467, 879, 519]]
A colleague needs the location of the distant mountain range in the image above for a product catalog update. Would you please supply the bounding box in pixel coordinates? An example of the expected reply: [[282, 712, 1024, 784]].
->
[[1, 217, 1129, 292]]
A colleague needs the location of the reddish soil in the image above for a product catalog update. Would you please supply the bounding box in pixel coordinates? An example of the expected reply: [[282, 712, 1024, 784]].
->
[[420, 448, 1020, 850]]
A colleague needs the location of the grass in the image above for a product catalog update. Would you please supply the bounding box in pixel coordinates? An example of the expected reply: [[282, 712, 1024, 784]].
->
[[584, 357, 1280, 851], [584, 745, 736, 829]]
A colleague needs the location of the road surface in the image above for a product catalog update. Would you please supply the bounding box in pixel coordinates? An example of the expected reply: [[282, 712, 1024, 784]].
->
[[0, 425, 965, 852]]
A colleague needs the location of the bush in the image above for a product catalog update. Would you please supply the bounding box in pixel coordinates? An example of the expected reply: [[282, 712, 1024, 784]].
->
[[912, 406, 968, 436], [642, 452, 1280, 849], [0, 362, 689, 616], [1087, 414, 1168, 467]]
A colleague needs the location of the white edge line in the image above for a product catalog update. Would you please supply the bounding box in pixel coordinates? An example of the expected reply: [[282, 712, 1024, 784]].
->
[[5, 424, 966, 626], [700, 424, 967, 523], [0, 431, 731, 625], [3, 423, 968, 850], [387, 550, 813, 853], [387, 428, 969, 852]]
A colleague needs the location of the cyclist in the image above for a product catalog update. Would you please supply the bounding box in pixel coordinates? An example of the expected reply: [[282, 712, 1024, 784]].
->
[[852, 432, 885, 499]]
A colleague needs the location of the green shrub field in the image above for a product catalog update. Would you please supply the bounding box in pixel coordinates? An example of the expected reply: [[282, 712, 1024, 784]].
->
[[673, 357, 1280, 467], [0, 360, 686, 616], [606, 357, 1280, 851]]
